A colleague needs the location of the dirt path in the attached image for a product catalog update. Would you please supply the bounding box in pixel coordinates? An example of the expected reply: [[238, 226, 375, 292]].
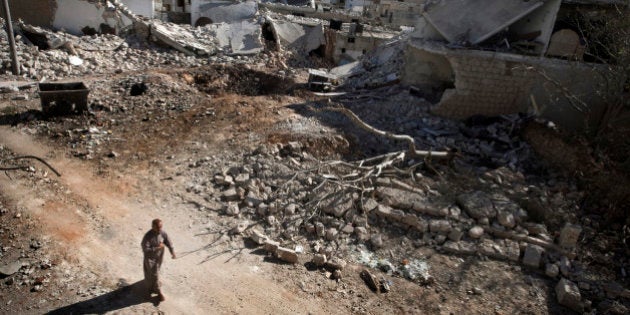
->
[[0, 126, 336, 314]]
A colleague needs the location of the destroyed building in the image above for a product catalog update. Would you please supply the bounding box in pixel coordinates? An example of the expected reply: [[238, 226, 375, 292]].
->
[[403, 0, 627, 130], [0, 0, 629, 314]]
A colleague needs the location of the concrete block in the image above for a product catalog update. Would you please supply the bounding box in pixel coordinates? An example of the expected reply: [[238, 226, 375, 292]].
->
[[522, 244, 544, 268], [325, 257, 347, 271], [558, 224, 582, 248], [555, 278, 583, 312], [429, 219, 452, 234], [276, 247, 298, 264]]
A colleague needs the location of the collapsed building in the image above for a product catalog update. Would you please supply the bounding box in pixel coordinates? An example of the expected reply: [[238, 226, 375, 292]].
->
[[400, 0, 627, 130], [1, 0, 627, 131]]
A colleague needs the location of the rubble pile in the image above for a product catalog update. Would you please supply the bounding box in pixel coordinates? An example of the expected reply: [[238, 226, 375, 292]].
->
[[337, 36, 408, 89], [0, 21, 277, 80], [170, 87, 591, 281]]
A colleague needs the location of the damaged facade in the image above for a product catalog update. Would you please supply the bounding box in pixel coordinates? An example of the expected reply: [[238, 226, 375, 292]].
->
[[398, 0, 627, 130], [3, 0, 139, 35]]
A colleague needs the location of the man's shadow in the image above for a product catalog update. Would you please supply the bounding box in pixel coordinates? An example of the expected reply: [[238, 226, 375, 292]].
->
[[46, 280, 160, 314]]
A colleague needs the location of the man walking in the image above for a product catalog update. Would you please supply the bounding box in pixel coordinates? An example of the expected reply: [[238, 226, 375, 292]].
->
[[141, 218, 176, 301]]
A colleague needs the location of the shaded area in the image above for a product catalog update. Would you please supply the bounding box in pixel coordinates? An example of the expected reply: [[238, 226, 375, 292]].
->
[[46, 280, 159, 314]]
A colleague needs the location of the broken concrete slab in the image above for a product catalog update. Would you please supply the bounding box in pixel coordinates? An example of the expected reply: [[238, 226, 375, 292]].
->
[[423, 0, 544, 45], [268, 17, 325, 53], [208, 20, 264, 55], [558, 223, 582, 248], [150, 21, 217, 56]]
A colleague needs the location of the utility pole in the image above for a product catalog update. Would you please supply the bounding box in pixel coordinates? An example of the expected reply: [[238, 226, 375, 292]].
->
[[1, 0, 20, 75]]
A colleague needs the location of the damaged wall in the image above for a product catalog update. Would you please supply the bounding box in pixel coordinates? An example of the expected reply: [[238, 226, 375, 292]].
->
[[54, 0, 132, 35], [332, 26, 397, 64], [403, 41, 614, 130], [121, 0, 154, 18], [191, 0, 257, 26], [369, 0, 425, 28], [4, 0, 132, 35]]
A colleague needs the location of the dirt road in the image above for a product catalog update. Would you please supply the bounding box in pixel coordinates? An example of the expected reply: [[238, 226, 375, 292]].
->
[[0, 126, 337, 314]]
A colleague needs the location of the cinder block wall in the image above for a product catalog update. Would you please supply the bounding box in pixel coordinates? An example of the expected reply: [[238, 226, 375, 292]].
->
[[434, 54, 537, 118], [404, 41, 614, 130]]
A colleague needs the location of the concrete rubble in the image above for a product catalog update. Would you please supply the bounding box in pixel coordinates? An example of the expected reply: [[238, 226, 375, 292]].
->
[[0, 0, 628, 314]]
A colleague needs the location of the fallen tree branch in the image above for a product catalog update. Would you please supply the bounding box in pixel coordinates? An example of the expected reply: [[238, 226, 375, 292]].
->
[[0, 155, 62, 177], [317, 105, 452, 159]]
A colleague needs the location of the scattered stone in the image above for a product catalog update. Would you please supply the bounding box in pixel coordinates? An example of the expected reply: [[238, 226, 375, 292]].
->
[[380, 278, 391, 293], [230, 221, 249, 234], [224, 202, 240, 216], [558, 224, 582, 248], [325, 228, 339, 241], [326, 257, 347, 271], [341, 224, 354, 234], [469, 226, 484, 239], [429, 220, 452, 234], [263, 240, 280, 253], [249, 229, 269, 245], [369, 234, 385, 249], [312, 254, 327, 267], [555, 278, 583, 312], [222, 188, 240, 201], [266, 215, 277, 226], [434, 235, 447, 244], [457, 191, 496, 219], [497, 211, 516, 229], [545, 263, 560, 278], [284, 203, 297, 216], [559, 256, 571, 277], [234, 173, 250, 186], [360, 198, 379, 212], [332, 269, 342, 280], [0, 261, 22, 276], [276, 247, 299, 264], [315, 222, 326, 237], [447, 228, 463, 242], [360, 269, 379, 292], [355, 227, 369, 241], [522, 244, 544, 268]]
